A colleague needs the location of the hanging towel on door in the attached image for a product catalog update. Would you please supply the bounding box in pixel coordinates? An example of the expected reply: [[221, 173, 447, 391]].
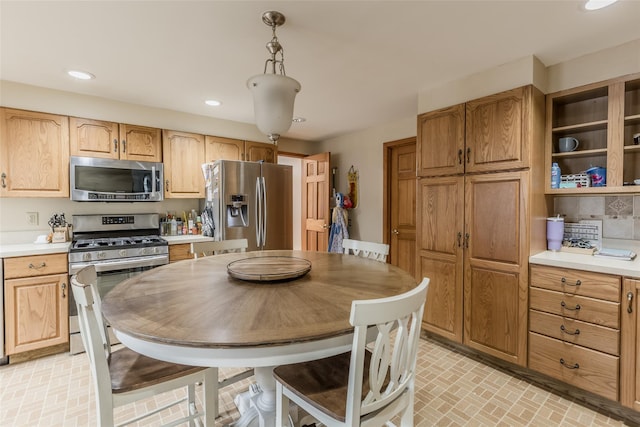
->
[[328, 197, 349, 253]]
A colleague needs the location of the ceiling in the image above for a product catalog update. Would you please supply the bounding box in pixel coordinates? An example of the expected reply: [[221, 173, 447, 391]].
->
[[2, 1, 640, 142]]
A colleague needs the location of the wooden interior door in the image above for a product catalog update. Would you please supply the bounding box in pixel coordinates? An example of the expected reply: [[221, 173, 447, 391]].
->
[[302, 152, 330, 251], [384, 138, 416, 277]]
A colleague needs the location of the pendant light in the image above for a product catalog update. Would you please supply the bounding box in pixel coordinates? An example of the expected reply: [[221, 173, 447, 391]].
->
[[247, 11, 301, 144]]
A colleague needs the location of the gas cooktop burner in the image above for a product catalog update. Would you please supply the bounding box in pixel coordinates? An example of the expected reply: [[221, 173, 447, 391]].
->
[[72, 235, 166, 250]]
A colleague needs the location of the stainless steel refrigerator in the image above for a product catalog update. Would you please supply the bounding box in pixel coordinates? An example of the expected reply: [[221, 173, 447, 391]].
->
[[201, 160, 293, 251]]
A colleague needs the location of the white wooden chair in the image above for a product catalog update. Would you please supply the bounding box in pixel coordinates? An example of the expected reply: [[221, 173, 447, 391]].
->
[[273, 278, 429, 427], [71, 265, 216, 427], [190, 238, 248, 259], [189, 238, 255, 389], [342, 238, 390, 263]]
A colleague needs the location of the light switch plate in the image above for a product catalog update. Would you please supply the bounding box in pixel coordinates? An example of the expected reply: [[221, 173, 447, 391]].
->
[[26, 212, 39, 226]]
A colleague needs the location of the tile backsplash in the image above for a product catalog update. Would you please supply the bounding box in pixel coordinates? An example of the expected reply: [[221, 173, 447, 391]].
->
[[554, 195, 640, 240]]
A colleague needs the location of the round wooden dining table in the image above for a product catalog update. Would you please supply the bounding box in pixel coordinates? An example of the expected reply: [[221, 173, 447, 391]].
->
[[101, 249, 417, 427]]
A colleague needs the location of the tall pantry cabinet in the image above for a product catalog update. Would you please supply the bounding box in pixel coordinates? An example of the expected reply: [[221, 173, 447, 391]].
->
[[417, 85, 548, 366]]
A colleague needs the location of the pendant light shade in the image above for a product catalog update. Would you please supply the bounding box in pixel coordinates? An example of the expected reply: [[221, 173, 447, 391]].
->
[[248, 73, 301, 143], [247, 11, 301, 144]]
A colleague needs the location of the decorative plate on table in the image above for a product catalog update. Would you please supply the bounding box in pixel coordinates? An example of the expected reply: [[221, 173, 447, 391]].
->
[[227, 256, 312, 282]]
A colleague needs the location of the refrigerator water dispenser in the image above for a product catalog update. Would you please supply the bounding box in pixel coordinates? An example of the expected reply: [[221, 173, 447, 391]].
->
[[227, 194, 248, 227]]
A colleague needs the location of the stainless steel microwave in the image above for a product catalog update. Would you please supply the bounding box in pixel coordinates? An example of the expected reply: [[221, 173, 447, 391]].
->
[[70, 156, 163, 201]]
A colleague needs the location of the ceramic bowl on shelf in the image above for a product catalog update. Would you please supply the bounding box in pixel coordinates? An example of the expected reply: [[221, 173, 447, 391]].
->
[[634, 179, 640, 185]]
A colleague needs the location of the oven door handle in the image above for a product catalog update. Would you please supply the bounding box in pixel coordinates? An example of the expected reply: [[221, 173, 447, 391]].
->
[[69, 255, 168, 275]]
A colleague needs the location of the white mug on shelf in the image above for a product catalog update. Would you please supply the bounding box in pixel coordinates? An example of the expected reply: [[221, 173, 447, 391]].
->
[[559, 137, 579, 152]]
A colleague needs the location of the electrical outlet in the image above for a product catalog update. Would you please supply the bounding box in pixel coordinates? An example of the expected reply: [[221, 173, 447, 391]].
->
[[26, 212, 39, 226]]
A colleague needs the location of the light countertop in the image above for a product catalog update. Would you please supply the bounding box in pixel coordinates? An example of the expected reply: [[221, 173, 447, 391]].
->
[[530, 240, 640, 279], [0, 242, 72, 258], [162, 235, 214, 245], [0, 235, 214, 258]]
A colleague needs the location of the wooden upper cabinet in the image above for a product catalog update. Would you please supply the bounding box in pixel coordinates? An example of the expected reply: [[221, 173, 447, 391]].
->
[[0, 108, 70, 197], [245, 140, 277, 163], [466, 86, 531, 173], [119, 124, 162, 162], [417, 104, 465, 177], [70, 117, 161, 162], [162, 130, 205, 198], [205, 136, 244, 162], [204, 136, 277, 163], [418, 85, 541, 177]]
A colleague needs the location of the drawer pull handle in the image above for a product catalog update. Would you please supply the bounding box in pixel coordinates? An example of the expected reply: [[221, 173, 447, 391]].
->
[[560, 358, 579, 370], [560, 277, 581, 287], [628, 292, 634, 314], [560, 325, 580, 335], [561, 301, 581, 311], [28, 262, 47, 270]]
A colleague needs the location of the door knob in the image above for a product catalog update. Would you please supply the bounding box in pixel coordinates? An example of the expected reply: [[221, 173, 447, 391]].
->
[[392, 229, 399, 235]]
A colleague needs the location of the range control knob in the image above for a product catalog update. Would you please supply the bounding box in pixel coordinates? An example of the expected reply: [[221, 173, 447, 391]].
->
[[82, 253, 92, 262], [98, 251, 107, 259], [119, 249, 127, 257]]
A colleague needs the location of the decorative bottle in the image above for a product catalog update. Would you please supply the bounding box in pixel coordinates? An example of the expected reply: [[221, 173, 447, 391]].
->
[[551, 162, 561, 189]]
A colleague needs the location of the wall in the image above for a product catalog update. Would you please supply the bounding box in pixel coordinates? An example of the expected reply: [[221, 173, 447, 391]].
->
[[318, 116, 415, 242], [0, 80, 317, 245], [554, 195, 640, 241]]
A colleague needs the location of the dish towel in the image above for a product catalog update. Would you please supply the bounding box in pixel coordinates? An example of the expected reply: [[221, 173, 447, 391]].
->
[[328, 207, 349, 253]]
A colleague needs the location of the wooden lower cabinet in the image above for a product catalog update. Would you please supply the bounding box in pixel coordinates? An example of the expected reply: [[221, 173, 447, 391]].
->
[[529, 265, 622, 401], [169, 243, 194, 262], [621, 278, 640, 410], [3, 253, 69, 355]]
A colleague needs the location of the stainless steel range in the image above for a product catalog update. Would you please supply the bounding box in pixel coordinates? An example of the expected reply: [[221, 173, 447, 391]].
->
[[68, 213, 168, 354]]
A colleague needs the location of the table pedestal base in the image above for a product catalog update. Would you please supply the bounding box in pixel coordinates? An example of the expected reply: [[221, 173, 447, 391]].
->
[[228, 366, 299, 427]]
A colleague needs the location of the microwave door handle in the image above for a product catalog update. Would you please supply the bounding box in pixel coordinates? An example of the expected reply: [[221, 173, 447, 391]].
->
[[151, 166, 156, 193]]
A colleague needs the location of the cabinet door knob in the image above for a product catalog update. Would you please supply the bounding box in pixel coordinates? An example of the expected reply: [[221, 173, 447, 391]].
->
[[113, 139, 118, 152], [1, 172, 6, 188]]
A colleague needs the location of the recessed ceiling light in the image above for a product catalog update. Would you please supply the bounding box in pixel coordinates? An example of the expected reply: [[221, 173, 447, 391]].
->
[[584, 0, 619, 10], [205, 100, 221, 106], [67, 70, 95, 80], [292, 117, 306, 123]]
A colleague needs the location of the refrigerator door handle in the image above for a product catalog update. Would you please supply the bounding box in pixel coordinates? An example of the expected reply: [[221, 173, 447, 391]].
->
[[255, 177, 262, 247], [261, 176, 267, 248]]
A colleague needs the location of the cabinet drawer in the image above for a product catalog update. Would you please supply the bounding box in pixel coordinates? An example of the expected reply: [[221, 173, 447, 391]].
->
[[530, 287, 619, 328], [529, 309, 619, 356], [4, 253, 68, 279], [530, 265, 620, 302], [528, 332, 618, 401], [169, 243, 194, 262]]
